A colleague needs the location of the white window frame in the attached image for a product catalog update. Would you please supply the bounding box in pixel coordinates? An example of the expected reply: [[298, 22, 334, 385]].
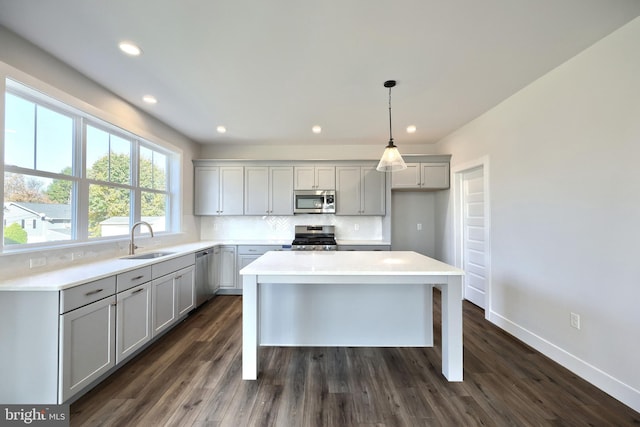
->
[[1, 75, 180, 252]]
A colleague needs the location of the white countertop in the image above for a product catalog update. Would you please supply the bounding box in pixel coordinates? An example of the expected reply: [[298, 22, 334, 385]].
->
[[0, 239, 393, 291], [0, 241, 219, 291], [240, 251, 464, 276]]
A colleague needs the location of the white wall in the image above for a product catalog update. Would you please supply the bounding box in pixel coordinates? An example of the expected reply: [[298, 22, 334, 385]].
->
[[435, 17, 640, 411], [199, 142, 438, 160], [0, 27, 200, 277]]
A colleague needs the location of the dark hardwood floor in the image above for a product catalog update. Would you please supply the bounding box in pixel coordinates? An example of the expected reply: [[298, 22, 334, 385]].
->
[[70, 292, 640, 426]]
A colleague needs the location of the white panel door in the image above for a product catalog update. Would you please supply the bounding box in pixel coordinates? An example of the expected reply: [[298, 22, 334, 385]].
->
[[462, 167, 486, 308]]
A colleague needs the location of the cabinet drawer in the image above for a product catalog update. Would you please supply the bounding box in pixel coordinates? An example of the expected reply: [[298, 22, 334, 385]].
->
[[152, 254, 195, 279], [60, 276, 116, 314], [338, 245, 390, 251], [237, 245, 283, 255], [116, 266, 152, 293]]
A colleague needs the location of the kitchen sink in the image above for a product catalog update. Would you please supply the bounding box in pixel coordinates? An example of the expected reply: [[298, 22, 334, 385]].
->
[[121, 251, 175, 260]]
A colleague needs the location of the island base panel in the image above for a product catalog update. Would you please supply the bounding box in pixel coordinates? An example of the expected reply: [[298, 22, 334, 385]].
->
[[258, 282, 433, 346]]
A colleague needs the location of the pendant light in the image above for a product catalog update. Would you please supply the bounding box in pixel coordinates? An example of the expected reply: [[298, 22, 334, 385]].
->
[[376, 80, 407, 172]]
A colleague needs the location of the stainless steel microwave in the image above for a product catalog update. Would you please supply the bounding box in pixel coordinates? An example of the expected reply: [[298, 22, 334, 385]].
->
[[294, 190, 336, 214]]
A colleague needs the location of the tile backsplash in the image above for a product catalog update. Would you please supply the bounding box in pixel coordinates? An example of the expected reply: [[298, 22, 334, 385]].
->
[[200, 215, 383, 241]]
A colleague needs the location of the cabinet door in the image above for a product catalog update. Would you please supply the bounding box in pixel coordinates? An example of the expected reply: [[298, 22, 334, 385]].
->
[[244, 166, 269, 215], [194, 166, 220, 215], [391, 163, 421, 189], [219, 167, 244, 215], [237, 255, 259, 290], [151, 275, 176, 337], [315, 166, 335, 190], [60, 296, 116, 402], [361, 166, 386, 215], [420, 163, 450, 189], [335, 166, 362, 215], [212, 246, 221, 293], [294, 166, 316, 189], [219, 246, 237, 289], [270, 166, 294, 215], [176, 266, 195, 317], [116, 282, 151, 364]]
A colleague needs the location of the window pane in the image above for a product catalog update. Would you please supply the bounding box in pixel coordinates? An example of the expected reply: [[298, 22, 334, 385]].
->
[[86, 125, 131, 184], [141, 191, 166, 232], [35, 105, 73, 175], [110, 134, 130, 184], [86, 125, 109, 180], [4, 93, 35, 169], [140, 146, 167, 190], [3, 172, 72, 245], [153, 152, 167, 190], [88, 184, 130, 238]]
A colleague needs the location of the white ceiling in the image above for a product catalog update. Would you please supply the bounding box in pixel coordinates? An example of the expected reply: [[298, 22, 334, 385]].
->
[[1, 1, 639, 147]]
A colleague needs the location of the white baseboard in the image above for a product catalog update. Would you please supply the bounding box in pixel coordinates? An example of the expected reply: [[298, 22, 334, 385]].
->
[[487, 310, 640, 412]]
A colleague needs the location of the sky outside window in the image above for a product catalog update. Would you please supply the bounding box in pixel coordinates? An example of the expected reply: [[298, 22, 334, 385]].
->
[[4, 93, 72, 174]]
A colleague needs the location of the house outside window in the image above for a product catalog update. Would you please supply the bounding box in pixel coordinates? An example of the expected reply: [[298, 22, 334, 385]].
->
[[2, 79, 178, 249]]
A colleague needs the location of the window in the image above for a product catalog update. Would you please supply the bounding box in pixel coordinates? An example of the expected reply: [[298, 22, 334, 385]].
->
[[2, 79, 178, 249]]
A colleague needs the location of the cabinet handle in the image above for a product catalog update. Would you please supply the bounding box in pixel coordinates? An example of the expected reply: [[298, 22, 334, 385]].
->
[[131, 288, 144, 294], [131, 275, 145, 281], [85, 288, 104, 296]]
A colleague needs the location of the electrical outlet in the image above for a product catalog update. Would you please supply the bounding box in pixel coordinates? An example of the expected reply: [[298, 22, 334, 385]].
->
[[570, 312, 581, 330], [417, 223, 422, 231], [29, 257, 47, 268], [354, 224, 359, 231]]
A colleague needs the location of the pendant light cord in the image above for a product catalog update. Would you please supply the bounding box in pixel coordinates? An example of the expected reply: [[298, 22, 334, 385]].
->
[[388, 85, 394, 145]]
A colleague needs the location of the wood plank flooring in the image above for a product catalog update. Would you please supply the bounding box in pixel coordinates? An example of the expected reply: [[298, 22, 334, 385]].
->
[[70, 291, 640, 426]]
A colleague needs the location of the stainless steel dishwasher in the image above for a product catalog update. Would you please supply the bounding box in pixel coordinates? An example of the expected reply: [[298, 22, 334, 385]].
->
[[195, 248, 215, 306]]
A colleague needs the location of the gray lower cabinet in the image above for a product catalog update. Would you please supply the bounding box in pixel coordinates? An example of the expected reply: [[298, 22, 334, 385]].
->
[[236, 245, 284, 292], [60, 293, 116, 403], [338, 244, 390, 251], [176, 266, 196, 317], [151, 274, 176, 336], [217, 245, 238, 294], [212, 246, 221, 293], [151, 264, 195, 337], [116, 282, 152, 364], [0, 253, 196, 405]]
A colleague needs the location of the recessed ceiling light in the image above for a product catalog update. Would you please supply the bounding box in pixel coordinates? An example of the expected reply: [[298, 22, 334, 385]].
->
[[406, 125, 417, 134], [142, 95, 157, 104], [216, 126, 227, 134], [118, 41, 142, 56], [312, 125, 322, 134]]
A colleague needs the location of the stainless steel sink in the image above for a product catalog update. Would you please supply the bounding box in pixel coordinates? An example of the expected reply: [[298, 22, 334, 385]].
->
[[121, 251, 175, 260]]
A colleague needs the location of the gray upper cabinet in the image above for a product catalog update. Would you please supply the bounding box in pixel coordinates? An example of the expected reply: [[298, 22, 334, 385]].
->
[[194, 166, 244, 215], [244, 166, 294, 215], [335, 166, 385, 215], [391, 162, 450, 190], [294, 165, 335, 190]]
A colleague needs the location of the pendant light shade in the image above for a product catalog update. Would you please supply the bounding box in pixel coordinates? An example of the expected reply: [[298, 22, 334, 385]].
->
[[376, 141, 407, 172], [376, 80, 407, 172]]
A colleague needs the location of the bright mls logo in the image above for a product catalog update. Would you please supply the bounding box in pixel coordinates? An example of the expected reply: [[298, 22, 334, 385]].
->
[[1, 406, 68, 426]]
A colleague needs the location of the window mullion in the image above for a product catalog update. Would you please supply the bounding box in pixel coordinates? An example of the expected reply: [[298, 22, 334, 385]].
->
[[132, 140, 140, 224], [75, 118, 88, 241]]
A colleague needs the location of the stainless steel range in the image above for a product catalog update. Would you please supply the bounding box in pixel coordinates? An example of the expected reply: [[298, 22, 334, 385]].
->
[[292, 225, 337, 251]]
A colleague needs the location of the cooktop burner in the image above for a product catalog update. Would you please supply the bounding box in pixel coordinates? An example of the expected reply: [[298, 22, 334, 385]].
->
[[292, 225, 337, 251]]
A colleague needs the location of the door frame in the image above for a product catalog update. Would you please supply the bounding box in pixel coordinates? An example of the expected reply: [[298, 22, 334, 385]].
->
[[452, 156, 491, 319]]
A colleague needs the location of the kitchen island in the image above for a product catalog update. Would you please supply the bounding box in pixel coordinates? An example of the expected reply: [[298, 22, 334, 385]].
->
[[240, 251, 465, 381]]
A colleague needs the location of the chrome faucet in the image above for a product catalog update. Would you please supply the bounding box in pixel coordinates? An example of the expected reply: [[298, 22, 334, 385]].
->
[[129, 221, 154, 255]]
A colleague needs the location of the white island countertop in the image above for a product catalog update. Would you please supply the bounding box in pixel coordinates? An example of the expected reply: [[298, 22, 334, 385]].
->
[[240, 250, 464, 276], [240, 250, 465, 382]]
